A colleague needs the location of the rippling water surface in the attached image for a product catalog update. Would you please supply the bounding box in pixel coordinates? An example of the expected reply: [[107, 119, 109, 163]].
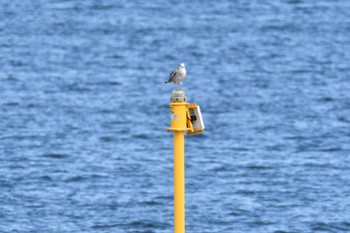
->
[[1, 1, 350, 232]]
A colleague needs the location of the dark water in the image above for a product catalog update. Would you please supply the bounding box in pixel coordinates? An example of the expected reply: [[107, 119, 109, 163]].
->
[[1, 1, 350, 232]]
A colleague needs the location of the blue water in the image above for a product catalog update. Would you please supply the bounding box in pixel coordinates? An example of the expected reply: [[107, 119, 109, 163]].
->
[[1, 1, 350, 232]]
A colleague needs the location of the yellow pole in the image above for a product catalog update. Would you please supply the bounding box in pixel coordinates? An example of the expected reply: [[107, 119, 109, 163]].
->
[[174, 130, 185, 233], [168, 90, 188, 233], [167, 89, 204, 233]]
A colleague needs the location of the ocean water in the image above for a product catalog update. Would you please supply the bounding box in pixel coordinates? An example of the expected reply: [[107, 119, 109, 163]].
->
[[1, 1, 350, 232]]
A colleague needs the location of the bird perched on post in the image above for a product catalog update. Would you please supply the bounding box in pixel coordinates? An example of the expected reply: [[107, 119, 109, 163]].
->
[[165, 63, 187, 90]]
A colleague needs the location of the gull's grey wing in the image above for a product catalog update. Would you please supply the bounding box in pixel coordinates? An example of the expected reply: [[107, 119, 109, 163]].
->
[[166, 68, 178, 83]]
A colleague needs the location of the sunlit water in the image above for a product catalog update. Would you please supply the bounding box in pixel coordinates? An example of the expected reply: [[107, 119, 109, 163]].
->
[[1, 1, 350, 232]]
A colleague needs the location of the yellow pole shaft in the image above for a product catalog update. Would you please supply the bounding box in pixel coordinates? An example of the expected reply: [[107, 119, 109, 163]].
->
[[174, 130, 185, 233], [168, 93, 187, 233]]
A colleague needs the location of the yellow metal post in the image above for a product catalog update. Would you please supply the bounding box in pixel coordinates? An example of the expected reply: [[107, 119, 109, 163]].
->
[[174, 130, 185, 233], [167, 89, 204, 233], [167, 90, 188, 233]]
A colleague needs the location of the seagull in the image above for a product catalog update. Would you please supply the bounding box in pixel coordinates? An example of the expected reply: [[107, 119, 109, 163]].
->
[[165, 63, 187, 90]]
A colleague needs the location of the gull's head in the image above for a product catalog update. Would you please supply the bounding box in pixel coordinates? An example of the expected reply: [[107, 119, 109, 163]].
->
[[179, 63, 185, 69]]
